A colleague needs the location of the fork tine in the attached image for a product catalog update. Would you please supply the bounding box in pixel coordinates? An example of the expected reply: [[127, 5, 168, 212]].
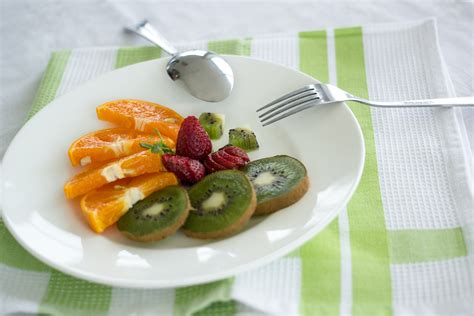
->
[[258, 90, 318, 118], [260, 95, 321, 122], [256, 85, 315, 112], [262, 103, 315, 126]]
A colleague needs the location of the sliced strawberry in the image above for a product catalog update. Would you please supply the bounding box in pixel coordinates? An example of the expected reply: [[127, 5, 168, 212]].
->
[[203, 155, 227, 173], [212, 151, 237, 169], [203, 159, 216, 173], [218, 150, 247, 167], [222, 146, 250, 162], [162, 154, 205, 184], [204, 146, 250, 173]]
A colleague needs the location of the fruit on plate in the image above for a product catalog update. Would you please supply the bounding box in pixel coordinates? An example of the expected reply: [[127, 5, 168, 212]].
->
[[162, 154, 206, 184], [80, 172, 178, 233], [176, 116, 212, 161], [117, 186, 190, 242], [63, 96, 310, 241], [228, 127, 259, 151], [199, 112, 225, 140], [96, 99, 183, 142], [64, 150, 164, 199], [203, 145, 249, 173], [182, 170, 256, 239], [67, 127, 175, 167], [241, 155, 309, 215]]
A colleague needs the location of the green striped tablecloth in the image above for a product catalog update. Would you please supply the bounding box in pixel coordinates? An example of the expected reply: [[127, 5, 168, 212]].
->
[[1, 19, 472, 315]]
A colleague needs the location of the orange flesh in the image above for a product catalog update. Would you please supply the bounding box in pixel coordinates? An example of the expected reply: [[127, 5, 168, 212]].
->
[[64, 150, 164, 199], [68, 127, 175, 167], [96, 100, 183, 142]]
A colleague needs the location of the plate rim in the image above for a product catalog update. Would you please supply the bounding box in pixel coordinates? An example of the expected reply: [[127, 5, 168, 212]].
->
[[2, 55, 365, 288]]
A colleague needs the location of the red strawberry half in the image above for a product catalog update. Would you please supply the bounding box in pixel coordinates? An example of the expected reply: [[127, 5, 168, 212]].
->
[[204, 146, 250, 173], [176, 116, 212, 161], [162, 154, 206, 184]]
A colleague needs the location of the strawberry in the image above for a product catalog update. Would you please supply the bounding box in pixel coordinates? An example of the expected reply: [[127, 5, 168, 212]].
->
[[203, 155, 226, 173], [203, 146, 250, 173], [221, 146, 250, 162], [162, 154, 206, 184], [218, 150, 246, 165], [176, 116, 212, 161], [212, 151, 236, 169]]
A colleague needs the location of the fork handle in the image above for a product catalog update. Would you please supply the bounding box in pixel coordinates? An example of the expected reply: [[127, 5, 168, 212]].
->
[[350, 97, 474, 108]]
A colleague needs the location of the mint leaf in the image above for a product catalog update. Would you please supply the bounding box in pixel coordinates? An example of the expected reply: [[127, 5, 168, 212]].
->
[[140, 134, 175, 155], [140, 142, 153, 149]]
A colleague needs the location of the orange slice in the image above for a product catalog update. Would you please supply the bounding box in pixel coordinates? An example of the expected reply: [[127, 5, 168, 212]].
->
[[80, 172, 178, 233], [67, 127, 175, 167], [96, 99, 184, 142], [64, 150, 164, 199]]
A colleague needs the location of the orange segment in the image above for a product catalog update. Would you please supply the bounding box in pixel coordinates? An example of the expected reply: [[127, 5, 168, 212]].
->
[[64, 151, 164, 199], [80, 172, 178, 233], [96, 99, 183, 142], [68, 127, 175, 167]]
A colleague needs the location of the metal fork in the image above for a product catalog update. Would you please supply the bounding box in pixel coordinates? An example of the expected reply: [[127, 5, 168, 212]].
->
[[257, 83, 474, 126]]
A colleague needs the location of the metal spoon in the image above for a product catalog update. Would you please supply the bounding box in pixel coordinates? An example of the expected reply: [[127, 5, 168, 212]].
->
[[126, 20, 234, 102]]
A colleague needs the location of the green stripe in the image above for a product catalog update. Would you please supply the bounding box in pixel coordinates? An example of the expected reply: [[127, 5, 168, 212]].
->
[[299, 31, 329, 83], [115, 46, 162, 68], [27, 50, 71, 119], [335, 27, 392, 315], [389, 228, 467, 263], [0, 219, 50, 272], [194, 301, 237, 316], [208, 38, 251, 56], [174, 279, 235, 316], [298, 30, 341, 316], [39, 270, 112, 315], [300, 220, 341, 316]]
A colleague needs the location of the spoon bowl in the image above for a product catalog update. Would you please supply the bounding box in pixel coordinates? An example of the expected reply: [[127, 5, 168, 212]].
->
[[126, 21, 234, 102], [167, 50, 234, 102]]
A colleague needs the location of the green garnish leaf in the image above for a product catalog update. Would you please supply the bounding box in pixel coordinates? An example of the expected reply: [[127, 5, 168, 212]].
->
[[139, 142, 153, 149], [139, 131, 175, 155]]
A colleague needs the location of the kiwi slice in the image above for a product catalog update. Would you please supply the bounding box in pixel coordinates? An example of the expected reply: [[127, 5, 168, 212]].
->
[[199, 112, 225, 139], [229, 127, 259, 151], [117, 186, 190, 242], [183, 170, 256, 239], [241, 155, 309, 215]]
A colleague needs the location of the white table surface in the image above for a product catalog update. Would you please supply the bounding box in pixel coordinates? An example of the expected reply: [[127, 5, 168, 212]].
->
[[1, 0, 473, 158]]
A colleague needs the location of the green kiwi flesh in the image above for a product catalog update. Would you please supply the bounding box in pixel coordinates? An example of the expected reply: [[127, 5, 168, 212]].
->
[[228, 127, 259, 151], [199, 112, 225, 139], [241, 155, 309, 215], [117, 186, 190, 242], [183, 170, 256, 239]]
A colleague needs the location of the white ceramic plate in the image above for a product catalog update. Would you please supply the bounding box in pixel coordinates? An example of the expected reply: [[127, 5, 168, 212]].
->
[[2, 56, 364, 288]]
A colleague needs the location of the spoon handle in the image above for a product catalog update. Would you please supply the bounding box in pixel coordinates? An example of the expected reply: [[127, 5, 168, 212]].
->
[[125, 20, 178, 55]]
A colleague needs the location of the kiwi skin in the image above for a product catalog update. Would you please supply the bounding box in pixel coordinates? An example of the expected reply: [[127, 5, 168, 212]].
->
[[120, 190, 191, 242], [254, 176, 309, 215], [182, 171, 257, 239]]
